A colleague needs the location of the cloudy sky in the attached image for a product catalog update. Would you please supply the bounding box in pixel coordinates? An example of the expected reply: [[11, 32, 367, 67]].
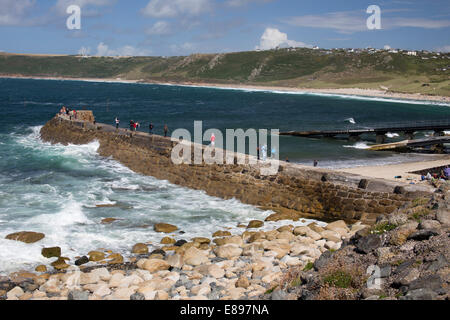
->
[[1, 0, 449, 56]]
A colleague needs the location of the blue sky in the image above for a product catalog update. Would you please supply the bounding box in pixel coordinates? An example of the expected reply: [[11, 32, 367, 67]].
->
[[0, 0, 449, 56]]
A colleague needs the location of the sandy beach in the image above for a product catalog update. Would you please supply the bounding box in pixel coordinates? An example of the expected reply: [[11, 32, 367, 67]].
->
[[2, 75, 450, 105], [338, 157, 450, 183]]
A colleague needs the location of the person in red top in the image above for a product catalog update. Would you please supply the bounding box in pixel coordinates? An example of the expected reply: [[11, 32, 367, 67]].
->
[[210, 133, 216, 148], [133, 122, 137, 131]]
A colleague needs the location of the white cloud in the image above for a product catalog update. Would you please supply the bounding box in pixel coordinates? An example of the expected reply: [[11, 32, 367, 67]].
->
[[141, 0, 211, 18], [285, 11, 450, 34], [95, 42, 151, 56], [255, 28, 312, 50], [391, 17, 450, 29], [384, 44, 391, 50], [226, 0, 272, 7], [53, 0, 115, 15], [146, 21, 172, 35], [0, 0, 35, 26], [285, 12, 367, 34]]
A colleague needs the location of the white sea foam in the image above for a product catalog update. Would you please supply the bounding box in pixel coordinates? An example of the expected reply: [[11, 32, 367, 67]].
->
[[344, 117, 356, 124], [343, 142, 371, 149], [386, 132, 400, 138]]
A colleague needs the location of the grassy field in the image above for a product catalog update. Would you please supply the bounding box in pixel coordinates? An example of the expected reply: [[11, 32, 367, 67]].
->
[[1, 48, 449, 96]]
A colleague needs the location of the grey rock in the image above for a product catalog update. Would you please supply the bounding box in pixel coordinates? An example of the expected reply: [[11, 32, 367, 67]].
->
[[75, 256, 89, 266], [271, 289, 288, 300], [407, 230, 438, 241], [207, 290, 221, 300], [379, 264, 392, 278], [174, 240, 187, 247], [314, 250, 333, 270], [408, 275, 442, 292], [401, 288, 437, 300], [130, 292, 145, 300], [427, 254, 448, 272], [355, 234, 383, 254], [68, 290, 90, 301], [418, 220, 441, 230], [436, 209, 450, 226]]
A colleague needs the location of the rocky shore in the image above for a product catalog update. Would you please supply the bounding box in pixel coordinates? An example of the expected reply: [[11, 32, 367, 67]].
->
[[2, 190, 448, 301], [262, 191, 449, 300], [1, 213, 367, 300]]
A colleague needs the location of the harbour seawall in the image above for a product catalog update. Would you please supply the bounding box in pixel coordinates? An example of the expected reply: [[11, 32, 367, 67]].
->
[[40, 112, 433, 224]]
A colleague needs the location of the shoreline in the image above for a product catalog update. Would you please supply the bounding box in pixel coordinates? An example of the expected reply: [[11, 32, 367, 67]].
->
[[2, 75, 450, 105], [338, 158, 450, 184]]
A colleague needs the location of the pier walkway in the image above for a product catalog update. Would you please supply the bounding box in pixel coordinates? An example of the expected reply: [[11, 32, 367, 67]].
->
[[280, 119, 450, 144]]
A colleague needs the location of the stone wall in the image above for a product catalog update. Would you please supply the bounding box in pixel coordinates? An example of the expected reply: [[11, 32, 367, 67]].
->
[[40, 114, 433, 225]]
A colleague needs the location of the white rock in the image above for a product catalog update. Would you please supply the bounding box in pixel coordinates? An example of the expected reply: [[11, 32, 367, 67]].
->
[[166, 253, 184, 268], [325, 241, 341, 251], [183, 247, 209, 266], [112, 287, 135, 300], [93, 284, 111, 297], [90, 268, 111, 281], [80, 272, 100, 285], [214, 244, 243, 259], [109, 273, 125, 287], [280, 256, 302, 266], [7, 286, 24, 299], [320, 230, 341, 242]]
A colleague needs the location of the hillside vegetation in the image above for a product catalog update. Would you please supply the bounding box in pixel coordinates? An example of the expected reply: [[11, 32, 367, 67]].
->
[[1, 48, 449, 96]]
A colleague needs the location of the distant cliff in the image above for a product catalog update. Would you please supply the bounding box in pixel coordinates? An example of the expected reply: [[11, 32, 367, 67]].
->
[[2, 49, 449, 96]]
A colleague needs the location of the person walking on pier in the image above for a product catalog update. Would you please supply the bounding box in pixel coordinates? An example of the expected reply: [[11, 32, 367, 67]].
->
[[115, 117, 120, 130], [261, 145, 267, 161], [164, 124, 169, 137], [149, 123, 154, 135]]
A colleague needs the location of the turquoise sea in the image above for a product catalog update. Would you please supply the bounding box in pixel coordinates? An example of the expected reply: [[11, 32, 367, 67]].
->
[[0, 78, 448, 274]]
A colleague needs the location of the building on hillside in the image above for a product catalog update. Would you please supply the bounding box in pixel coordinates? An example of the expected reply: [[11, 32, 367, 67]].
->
[[407, 51, 417, 56]]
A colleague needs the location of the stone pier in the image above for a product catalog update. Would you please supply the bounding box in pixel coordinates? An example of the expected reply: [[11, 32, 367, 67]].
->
[[40, 112, 433, 225]]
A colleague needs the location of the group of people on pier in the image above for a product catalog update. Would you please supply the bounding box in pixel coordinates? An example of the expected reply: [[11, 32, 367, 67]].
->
[[59, 106, 77, 120], [114, 117, 169, 137]]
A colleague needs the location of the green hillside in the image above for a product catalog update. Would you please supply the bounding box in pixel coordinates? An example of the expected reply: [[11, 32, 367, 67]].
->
[[1, 48, 449, 96]]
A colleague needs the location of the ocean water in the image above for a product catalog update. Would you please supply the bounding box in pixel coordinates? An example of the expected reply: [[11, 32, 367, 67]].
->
[[0, 78, 449, 274]]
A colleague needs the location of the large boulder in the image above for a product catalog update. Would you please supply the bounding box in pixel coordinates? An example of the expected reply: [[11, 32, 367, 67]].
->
[[5, 231, 45, 244], [154, 223, 178, 233], [41, 247, 61, 258], [88, 251, 106, 262], [247, 220, 264, 229], [214, 244, 243, 259], [293, 226, 321, 240], [132, 243, 149, 254], [183, 247, 209, 266], [142, 259, 171, 273], [436, 209, 449, 226], [355, 234, 384, 254]]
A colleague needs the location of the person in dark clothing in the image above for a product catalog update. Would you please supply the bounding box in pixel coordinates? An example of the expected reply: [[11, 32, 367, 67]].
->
[[285, 157, 290, 163], [130, 120, 134, 131], [257, 146, 260, 160], [164, 124, 168, 137], [313, 160, 318, 167], [149, 123, 154, 135]]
